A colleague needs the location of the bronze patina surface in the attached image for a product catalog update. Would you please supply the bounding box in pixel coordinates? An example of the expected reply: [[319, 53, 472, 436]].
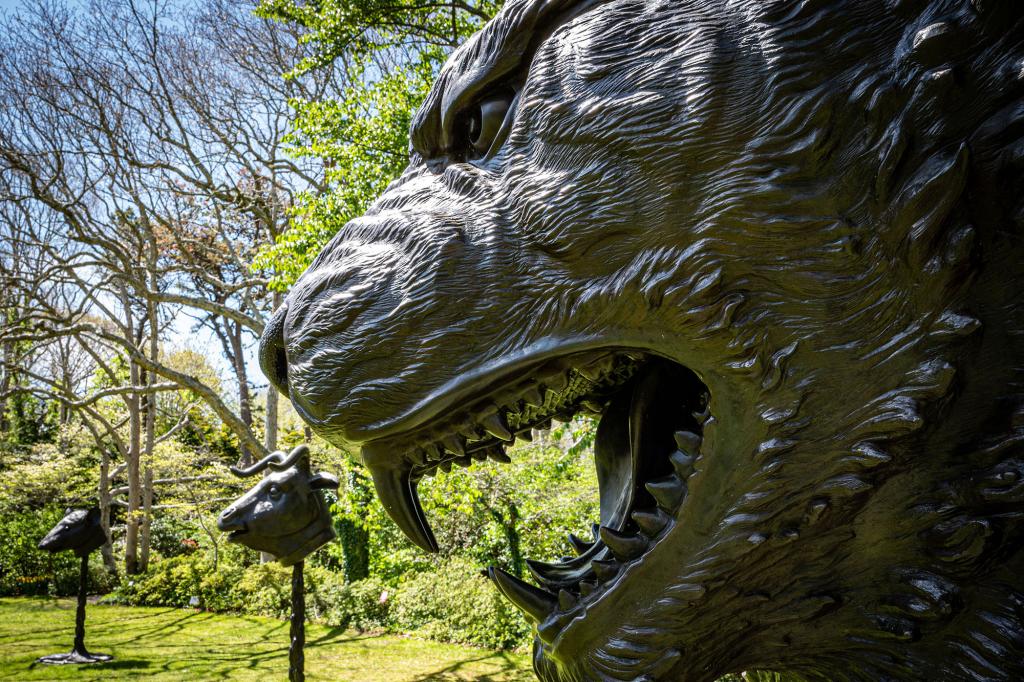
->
[[260, 1, 1024, 679], [218, 445, 339, 682], [36, 508, 112, 665], [38, 507, 106, 558], [218, 445, 338, 567]]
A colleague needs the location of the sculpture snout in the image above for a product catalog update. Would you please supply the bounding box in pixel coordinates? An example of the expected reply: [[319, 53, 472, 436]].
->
[[217, 504, 245, 533], [259, 304, 289, 397]]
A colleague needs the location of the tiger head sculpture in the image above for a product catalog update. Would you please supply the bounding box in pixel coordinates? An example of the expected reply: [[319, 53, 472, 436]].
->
[[260, 0, 1024, 678]]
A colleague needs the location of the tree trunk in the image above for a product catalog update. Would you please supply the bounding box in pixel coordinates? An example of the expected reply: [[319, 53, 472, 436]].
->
[[230, 321, 253, 464], [265, 373, 279, 452], [97, 453, 117, 573], [259, 294, 283, 565], [124, 360, 142, 575], [139, 464, 153, 572], [139, 265, 158, 573], [0, 337, 12, 433]]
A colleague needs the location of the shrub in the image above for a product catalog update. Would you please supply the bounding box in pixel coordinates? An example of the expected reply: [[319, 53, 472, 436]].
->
[[391, 557, 531, 650], [300, 569, 390, 631], [339, 575, 391, 631], [51, 554, 118, 596], [116, 553, 244, 611], [147, 516, 205, 559], [0, 506, 82, 596], [229, 561, 292, 618]]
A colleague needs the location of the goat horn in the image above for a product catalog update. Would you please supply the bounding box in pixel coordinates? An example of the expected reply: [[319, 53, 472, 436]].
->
[[229, 450, 288, 478], [268, 444, 310, 472]]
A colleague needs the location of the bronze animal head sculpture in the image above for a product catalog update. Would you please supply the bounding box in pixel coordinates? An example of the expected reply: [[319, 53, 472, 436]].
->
[[260, 0, 1024, 678], [39, 508, 106, 558], [218, 445, 339, 566]]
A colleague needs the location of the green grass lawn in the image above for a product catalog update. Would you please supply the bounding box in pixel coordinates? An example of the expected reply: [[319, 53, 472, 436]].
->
[[0, 597, 534, 681]]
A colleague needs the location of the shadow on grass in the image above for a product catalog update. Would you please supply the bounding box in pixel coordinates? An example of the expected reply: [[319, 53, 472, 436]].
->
[[0, 600, 180, 643], [307, 625, 368, 647], [408, 650, 529, 681], [27, 658, 152, 672], [2, 598, 532, 681]]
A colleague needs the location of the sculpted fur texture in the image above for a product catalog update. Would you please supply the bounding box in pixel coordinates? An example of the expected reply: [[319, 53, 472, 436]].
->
[[261, 0, 1024, 679]]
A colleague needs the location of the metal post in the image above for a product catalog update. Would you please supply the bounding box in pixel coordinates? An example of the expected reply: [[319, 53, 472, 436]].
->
[[289, 561, 305, 682], [73, 553, 88, 655], [36, 551, 110, 665]]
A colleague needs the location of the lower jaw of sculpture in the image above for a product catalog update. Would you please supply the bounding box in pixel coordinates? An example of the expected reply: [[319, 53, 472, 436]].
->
[[361, 349, 711, 644], [225, 524, 249, 543]]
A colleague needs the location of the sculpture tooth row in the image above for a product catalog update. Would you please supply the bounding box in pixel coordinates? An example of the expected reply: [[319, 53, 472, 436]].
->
[[487, 427, 702, 643], [405, 352, 630, 475]]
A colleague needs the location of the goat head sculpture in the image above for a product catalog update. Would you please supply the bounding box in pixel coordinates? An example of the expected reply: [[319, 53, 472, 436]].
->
[[218, 445, 339, 566], [39, 508, 106, 558]]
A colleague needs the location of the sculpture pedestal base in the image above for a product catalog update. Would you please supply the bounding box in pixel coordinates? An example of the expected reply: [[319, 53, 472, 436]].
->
[[36, 651, 112, 665]]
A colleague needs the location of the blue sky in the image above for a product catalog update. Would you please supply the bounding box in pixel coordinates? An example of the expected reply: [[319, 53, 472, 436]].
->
[[1, 0, 278, 409]]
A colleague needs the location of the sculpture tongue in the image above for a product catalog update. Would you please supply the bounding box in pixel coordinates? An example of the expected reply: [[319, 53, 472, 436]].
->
[[595, 369, 652, 529], [367, 462, 439, 553], [526, 366, 663, 588]]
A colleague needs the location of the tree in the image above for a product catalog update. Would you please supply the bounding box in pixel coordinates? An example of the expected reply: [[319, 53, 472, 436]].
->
[[254, 0, 501, 288], [0, 0, 350, 572]]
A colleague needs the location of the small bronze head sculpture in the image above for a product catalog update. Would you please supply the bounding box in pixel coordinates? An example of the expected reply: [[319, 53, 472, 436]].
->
[[36, 507, 111, 665], [218, 445, 339, 566], [260, 0, 1024, 679], [39, 508, 106, 558]]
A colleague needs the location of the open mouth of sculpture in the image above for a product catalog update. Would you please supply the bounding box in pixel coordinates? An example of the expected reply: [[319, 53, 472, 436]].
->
[[225, 524, 249, 542], [361, 350, 710, 642]]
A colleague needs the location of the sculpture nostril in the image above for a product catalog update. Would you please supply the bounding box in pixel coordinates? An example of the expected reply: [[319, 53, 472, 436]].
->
[[259, 306, 290, 396]]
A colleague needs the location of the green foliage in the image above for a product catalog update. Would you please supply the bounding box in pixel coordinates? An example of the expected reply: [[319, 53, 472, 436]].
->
[[253, 0, 500, 289], [0, 505, 113, 597], [334, 467, 372, 580], [0, 506, 72, 596], [114, 549, 522, 649], [0, 438, 98, 515], [256, 1, 500, 76], [254, 60, 435, 288], [1, 391, 57, 449], [716, 673, 808, 682], [147, 516, 205, 559], [116, 552, 249, 613], [392, 556, 531, 649], [314, 574, 392, 631], [325, 423, 600, 587]]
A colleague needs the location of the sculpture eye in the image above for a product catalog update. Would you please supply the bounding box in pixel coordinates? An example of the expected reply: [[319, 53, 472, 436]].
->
[[268, 484, 282, 501], [464, 89, 515, 159]]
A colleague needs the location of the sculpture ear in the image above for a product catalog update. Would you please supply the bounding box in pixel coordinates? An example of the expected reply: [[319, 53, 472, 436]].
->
[[65, 507, 73, 516], [310, 472, 340, 490]]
